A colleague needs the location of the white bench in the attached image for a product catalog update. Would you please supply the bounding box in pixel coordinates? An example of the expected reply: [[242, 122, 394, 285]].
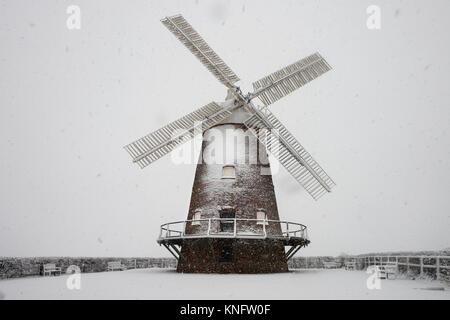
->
[[43, 263, 62, 276], [368, 262, 398, 279], [345, 261, 356, 270], [323, 261, 340, 269], [107, 261, 127, 271], [379, 262, 398, 279]]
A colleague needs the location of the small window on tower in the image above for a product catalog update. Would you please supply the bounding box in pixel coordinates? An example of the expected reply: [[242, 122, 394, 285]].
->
[[219, 246, 233, 263], [222, 165, 236, 179], [256, 210, 268, 225], [192, 210, 201, 226]]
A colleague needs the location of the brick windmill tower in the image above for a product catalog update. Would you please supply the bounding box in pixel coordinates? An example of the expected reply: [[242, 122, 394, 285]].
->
[[124, 15, 335, 273]]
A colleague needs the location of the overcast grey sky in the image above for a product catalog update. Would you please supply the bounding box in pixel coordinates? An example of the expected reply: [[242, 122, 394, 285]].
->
[[0, 0, 449, 257]]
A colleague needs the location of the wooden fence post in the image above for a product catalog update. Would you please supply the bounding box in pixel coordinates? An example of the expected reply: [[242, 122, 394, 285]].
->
[[436, 256, 440, 281], [420, 257, 423, 276], [406, 256, 410, 274]]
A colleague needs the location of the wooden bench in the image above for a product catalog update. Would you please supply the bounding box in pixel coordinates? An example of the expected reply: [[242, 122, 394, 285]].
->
[[379, 262, 398, 279], [345, 261, 356, 270], [323, 261, 340, 269], [43, 263, 62, 276], [107, 261, 127, 271], [369, 263, 398, 279]]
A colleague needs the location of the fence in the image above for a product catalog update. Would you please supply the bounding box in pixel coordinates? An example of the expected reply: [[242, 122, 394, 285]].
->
[[289, 255, 450, 281], [2, 255, 449, 281], [288, 256, 340, 269], [361, 255, 450, 280], [0, 257, 177, 279]]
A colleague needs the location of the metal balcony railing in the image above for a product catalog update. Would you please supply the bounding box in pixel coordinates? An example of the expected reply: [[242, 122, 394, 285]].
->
[[158, 218, 308, 241]]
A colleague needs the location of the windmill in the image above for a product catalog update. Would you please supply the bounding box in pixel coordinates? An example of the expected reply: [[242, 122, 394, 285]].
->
[[124, 14, 335, 273]]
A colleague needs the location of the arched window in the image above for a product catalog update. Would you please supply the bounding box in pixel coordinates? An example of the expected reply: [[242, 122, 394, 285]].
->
[[192, 209, 201, 226], [256, 209, 268, 225], [222, 165, 236, 179]]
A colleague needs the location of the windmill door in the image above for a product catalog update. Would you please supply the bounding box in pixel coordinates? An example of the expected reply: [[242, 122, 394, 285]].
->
[[219, 208, 235, 233]]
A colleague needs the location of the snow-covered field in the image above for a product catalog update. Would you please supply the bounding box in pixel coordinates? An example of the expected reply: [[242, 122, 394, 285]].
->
[[0, 268, 448, 300]]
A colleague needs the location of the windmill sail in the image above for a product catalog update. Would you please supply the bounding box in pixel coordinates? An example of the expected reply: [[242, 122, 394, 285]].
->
[[251, 52, 331, 106], [124, 102, 231, 169], [161, 14, 240, 88], [244, 108, 335, 200]]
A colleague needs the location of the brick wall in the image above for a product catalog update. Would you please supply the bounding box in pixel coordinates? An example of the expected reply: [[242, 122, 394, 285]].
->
[[187, 124, 280, 227], [177, 239, 288, 273]]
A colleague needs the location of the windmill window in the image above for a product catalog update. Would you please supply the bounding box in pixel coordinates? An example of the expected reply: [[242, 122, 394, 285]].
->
[[256, 210, 268, 225], [192, 210, 201, 226], [222, 165, 236, 179], [219, 246, 233, 263]]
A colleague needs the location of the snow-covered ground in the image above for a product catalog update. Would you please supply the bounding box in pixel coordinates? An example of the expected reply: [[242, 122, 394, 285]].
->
[[0, 268, 448, 300]]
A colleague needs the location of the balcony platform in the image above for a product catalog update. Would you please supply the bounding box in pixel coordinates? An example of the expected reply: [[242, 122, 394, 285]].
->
[[157, 218, 310, 262], [157, 234, 310, 247]]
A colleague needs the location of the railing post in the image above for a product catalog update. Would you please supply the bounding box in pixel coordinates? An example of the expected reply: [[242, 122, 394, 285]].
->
[[286, 222, 289, 238], [207, 219, 211, 236], [263, 219, 266, 237], [436, 256, 441, 281], [233, 218, 237, 237], [183, 221, 186, 237]]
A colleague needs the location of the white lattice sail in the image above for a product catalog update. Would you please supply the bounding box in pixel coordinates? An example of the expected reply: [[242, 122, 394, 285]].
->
[[124, 102, 231, 168], [252, 52, 332, 106], [161, 14, 240, 88], [244, 109, 335, 200]]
